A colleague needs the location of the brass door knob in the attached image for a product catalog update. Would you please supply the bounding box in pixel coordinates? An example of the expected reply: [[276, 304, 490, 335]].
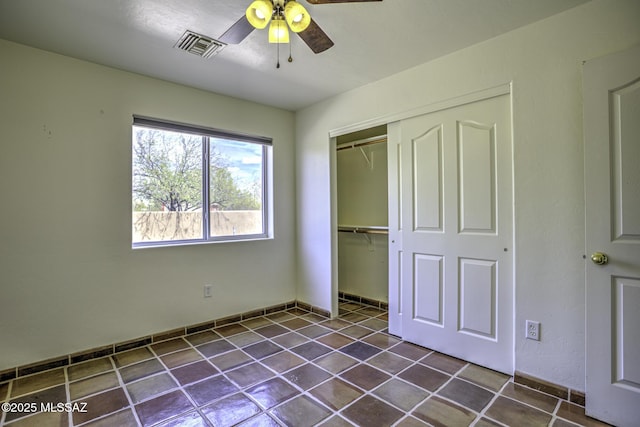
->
[[591, 252, 609, 265]]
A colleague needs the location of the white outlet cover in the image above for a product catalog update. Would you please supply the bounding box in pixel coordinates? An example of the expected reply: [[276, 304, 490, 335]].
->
[[526, 320, 540, 341], [204, 284, 213, 298]]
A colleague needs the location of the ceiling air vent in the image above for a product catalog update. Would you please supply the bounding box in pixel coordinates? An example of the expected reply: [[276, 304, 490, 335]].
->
[[175, 30, 226, 58]]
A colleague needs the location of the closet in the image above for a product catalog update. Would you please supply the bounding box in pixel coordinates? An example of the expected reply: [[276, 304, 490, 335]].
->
[[336, 125, 388, 307]]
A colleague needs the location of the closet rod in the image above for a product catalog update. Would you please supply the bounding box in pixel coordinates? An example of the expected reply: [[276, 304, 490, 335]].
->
[[338, 226, 389, 235], [336, 136, 387, 151]]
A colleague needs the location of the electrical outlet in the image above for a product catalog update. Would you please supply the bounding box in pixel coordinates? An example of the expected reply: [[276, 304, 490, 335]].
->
[[526, 320, 540, 341], [204, 284, 213, 298]]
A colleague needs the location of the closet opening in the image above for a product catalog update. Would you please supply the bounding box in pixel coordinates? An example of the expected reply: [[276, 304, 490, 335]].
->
[[336, 125, 388, 309]]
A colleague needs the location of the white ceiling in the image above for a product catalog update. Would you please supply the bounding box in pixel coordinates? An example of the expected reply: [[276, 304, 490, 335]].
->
[[0, 0, 589, 111]]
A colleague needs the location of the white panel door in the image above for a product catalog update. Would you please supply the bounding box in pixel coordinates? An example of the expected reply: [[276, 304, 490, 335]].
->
[[399, 94, 513, 374], [584, 44, 640, 427]]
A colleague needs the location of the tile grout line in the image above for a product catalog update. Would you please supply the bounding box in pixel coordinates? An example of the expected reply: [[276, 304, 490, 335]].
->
[[147, 340, 204, 427], [471, 377, 512, 426], [90, 352, 141, 427], [255, 305, 387, 425], [548, 396, 569, 427], [190, 320, 275, 423], [302, 315, 430, 425], [316, 312, 514, 427], [502, 379, 582, 423], [0, 381, 13, 426], [227, 308, 352, 425], [64, 364, 72, 427], [77, 319, 243, 426], [158, 308, 314, 425]]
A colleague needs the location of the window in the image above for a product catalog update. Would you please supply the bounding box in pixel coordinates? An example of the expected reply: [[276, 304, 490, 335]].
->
[[132, 116, 271, 247]]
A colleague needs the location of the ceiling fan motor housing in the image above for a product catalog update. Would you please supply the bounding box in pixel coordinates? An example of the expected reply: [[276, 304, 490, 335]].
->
[[227, 0, 380, 54]]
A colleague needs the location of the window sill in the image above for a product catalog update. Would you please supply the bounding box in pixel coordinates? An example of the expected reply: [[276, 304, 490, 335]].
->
[[132, 235, 273, 250]]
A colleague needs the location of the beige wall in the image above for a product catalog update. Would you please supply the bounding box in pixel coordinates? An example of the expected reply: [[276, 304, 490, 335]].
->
[[0, 40, 297, 370], [295, 0, 640, 391]]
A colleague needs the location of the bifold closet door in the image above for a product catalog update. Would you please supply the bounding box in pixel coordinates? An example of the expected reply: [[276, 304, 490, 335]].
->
[[393, 93, 513, 374]]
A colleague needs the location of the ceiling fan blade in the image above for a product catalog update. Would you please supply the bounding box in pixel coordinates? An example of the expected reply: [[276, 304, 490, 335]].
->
[[306, 0, 382, 4], [218, 16, 254, 44], [297, 18, 334, 54]]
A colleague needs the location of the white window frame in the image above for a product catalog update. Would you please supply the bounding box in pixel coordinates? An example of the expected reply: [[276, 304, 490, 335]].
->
[[132, 115, 272, 248]]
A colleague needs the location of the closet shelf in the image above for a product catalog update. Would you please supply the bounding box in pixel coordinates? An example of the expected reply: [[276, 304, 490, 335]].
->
[[338, 225, 388, 235]]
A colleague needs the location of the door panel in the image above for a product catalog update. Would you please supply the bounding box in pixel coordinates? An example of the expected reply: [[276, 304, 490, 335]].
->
[[399, 93, 513, 374], [412, 125, 443, 231], [584, 44, 640, 426], [413, 253, 444, 325], [459, 258, 496, 339], [611, 79, 640, 240], [458, 121, 496, 233], [613, 277, 640, 386]]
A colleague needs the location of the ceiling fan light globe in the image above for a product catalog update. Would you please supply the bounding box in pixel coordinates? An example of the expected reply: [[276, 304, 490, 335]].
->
[[284, 1, 311, 33], [246, 0, 273, 29], [268, 17, 290, 43]]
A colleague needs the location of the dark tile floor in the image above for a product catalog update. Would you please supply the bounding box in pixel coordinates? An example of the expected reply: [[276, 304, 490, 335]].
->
[[0, 302, 609, 427]]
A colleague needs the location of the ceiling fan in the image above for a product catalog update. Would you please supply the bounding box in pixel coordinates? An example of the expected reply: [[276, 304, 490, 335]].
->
[[218, 0, 382, 56]]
